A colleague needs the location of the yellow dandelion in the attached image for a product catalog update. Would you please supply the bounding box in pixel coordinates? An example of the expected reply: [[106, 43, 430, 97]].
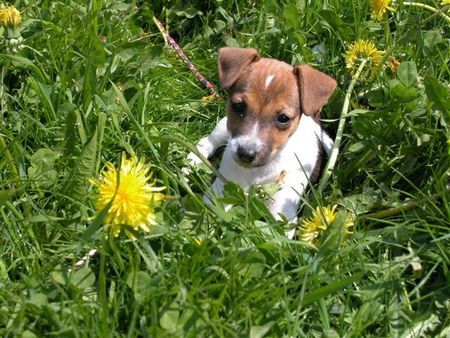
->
[[299, 205, 354, 243], [369, 0, 395, 21], [91, 156, 165, 238], [345, 39, 384, 75], [299, 205, 337, 243], [0, 6, 21, 27]]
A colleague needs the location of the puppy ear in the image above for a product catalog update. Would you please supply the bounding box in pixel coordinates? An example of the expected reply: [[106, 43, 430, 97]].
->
[[294, 64, 337, 116], [218, 47, 261, 89]]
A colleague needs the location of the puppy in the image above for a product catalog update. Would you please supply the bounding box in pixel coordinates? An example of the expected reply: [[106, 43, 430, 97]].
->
[[187, 48, 336, 235]]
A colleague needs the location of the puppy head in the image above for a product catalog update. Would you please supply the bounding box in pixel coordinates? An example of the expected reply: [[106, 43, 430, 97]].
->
[[218, 47, 336, 168]]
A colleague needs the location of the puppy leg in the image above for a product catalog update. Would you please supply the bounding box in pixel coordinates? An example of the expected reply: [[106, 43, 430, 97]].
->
[[315, 125, 334, 157], [268, 175, 308, 239], [186, 117, 229, 167]]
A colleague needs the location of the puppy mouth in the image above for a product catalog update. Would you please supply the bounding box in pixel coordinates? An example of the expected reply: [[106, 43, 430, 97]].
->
[[234, 157, 262, 168], [232, 150, 270, 168]]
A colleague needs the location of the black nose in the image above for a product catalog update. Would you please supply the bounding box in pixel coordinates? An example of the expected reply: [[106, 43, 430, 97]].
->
[[237, 146, 256, 165]]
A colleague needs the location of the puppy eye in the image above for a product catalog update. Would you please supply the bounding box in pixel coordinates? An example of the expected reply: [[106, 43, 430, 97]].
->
[[276, 114, 291, 126], [231, 101, 246, 117]]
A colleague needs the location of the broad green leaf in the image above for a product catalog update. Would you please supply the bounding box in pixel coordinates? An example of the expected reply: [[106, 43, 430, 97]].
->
[[175, 8, 203, 19], [348, 142, 365, 153], [424, 76, 450, 115], [62, 107, 80, 159], [160, 302, 180, 332], [28, 148, 58, 189], [29, 149, 57, 171], [28, 78, 56, 120], [0, 189, 14, 207], [390, 81, 419, 102], [82, 62, 97, 110], [27, 292, 48, 308], [22, 330, 38, 338], [237, 249, 267, 278], [71, 266, 95, 289], [127, 270, 151, 304], [319, 10, 343, 27], [250, 321, 275, 338], [0, 53, 47, 82], [423, 30, 442, 49], [337, 193, 380, 215], [51, 269, 66, 285], [64, 129, 97, 201], [399, 313, 440, 338], [397, 61, 417, 87], [347, 109, 370, 117], [90, 36, 107, 67]]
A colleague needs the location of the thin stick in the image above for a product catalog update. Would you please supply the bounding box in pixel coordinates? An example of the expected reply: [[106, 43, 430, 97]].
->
[[152, 17, 220, 98], [319, 59, 368, 192]]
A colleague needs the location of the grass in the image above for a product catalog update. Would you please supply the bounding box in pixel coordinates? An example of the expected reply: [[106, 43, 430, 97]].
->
[[0, 0, 449, 336]]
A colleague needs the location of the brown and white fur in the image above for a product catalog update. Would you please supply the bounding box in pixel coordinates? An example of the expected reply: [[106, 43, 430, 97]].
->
[[186, 48, 336, 237]]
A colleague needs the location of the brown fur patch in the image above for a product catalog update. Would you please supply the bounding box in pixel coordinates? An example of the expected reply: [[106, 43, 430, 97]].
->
[[219, 49, 336, 168], [226, 58, 301, 165]]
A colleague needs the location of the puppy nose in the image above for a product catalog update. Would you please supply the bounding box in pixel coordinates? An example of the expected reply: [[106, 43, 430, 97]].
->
[[237, 145, 256, 164]]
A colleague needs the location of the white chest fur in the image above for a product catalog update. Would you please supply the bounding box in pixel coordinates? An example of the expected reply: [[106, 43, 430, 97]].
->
[[187, 114, 332, 225], [212, 115, 321, 194]]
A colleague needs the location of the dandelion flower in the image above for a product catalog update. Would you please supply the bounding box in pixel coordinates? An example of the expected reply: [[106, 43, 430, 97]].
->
[[91, 156, 165, 238], [299, 205, 354, 243], [0, 6, 21, 27], [369, 0, 395, 21], [299, 205, 337, 242], [345, 39, 384, 75]]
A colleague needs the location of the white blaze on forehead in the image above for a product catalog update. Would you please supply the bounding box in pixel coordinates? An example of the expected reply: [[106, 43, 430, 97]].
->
[[265, 74, 275, 89]]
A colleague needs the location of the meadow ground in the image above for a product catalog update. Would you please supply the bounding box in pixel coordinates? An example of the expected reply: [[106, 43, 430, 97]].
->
[[0, 1, 449, 337]]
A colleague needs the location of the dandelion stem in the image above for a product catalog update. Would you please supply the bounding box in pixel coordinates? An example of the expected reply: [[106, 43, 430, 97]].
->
[[358, 188, 448, 221], [403, 1, 450, 24], [0, 61, 7, 114], [422, 5, 450, 24], [319, 58, 368, 193]]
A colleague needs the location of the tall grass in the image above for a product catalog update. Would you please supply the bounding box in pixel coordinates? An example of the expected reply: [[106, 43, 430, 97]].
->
[[0, 0, 449, 336]]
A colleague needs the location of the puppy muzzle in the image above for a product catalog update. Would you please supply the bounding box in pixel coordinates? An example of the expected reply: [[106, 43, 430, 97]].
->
[[230, 140, 270, 168]]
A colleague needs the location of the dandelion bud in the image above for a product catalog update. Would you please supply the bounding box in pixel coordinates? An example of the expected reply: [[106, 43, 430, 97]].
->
[[0, 6, 21, 27]]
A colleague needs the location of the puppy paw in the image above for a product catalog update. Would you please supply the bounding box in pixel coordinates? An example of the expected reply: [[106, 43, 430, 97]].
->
[[186, 151, 203, 166], [183, 137, 215, 175], [285, 228, 297, 239], [181, 166, 192, 176], [182, 152, 202, 176]]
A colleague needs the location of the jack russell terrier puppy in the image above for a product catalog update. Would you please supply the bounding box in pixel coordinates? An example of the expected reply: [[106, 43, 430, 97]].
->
[[186, 47, 336, 236]]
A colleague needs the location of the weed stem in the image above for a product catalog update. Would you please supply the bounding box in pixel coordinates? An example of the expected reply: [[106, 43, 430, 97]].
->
[[403, 2, 450, 24], [359, 189, 449, 220], [319, 59, 368, 193]]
